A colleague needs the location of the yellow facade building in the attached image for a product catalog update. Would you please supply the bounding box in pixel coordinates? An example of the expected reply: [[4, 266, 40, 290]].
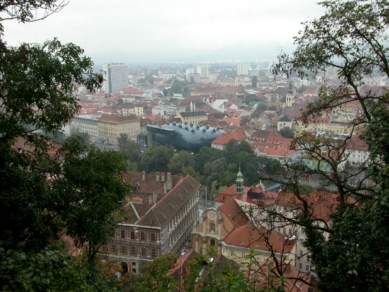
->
[[177, 111, 208, 125]]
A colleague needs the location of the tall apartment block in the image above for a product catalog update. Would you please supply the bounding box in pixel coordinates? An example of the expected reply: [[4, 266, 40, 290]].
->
[[103, 63, 129, 94], [236, 63, 249, 76], [196, 65, 209, 78]]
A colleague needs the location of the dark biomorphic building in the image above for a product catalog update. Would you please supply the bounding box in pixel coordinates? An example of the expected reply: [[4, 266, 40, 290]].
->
[[139, 122, 225, 152]]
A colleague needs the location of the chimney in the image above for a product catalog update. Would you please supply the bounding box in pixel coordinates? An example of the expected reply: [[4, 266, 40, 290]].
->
[[167, 172, 172, 191], [161, 172, 165, 182], [156, 172, 160, 182], [142, 171, 145, 181]]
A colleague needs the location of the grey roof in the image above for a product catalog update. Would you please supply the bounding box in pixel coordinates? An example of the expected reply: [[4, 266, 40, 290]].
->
[[179, 111, 207, 118]]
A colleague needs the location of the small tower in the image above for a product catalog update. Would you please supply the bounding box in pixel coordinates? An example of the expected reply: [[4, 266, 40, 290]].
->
[[272, 75, 277, 92], [285, 81, 294, 107], [236, 167, 244, 195]]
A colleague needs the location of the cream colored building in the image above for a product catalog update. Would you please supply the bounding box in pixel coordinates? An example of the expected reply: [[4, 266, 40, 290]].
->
[[71, 114, 99, 142], [116, 105, 144, 117], [97, 116, 141, 144]]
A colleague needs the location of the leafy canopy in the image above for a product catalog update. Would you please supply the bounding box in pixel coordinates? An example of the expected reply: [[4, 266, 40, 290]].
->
[[273, 1, 389, 291]]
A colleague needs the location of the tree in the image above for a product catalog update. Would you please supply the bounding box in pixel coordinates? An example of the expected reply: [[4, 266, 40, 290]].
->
[[54, 137, 130, 262], [0, 243, 121, 291], [194, 147, 222, 175], [140, 143, 175, 173], [0, 1, 126, 289], [71, 127, 91, 144], [117, 133, 141, 168], [130, 253, 178, 292], [168, 150, 194, 175], [272, 1, 389, 290], [279, 127, 294, 138]]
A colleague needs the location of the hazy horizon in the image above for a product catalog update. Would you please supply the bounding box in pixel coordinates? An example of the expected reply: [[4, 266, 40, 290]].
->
[[2, 0, 324, 64]]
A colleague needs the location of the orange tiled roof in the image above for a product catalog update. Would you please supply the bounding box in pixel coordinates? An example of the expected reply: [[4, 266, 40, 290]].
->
[[223, 224, 296, 254], [211, 131, 247, 145]]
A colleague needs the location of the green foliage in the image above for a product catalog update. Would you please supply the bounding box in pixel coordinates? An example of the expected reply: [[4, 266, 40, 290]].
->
[[168, 150, 195, 175], [273, 1, 389, 291], [0, 243, 121, 292], [55, 137, 130, 261], [170, 79, 190, 96], [193, 147, 222, 174], [131, 253, 178, 292], [117, 133, 141, 168], [0, 38, 102, 139], [225, 140, 253, 154], [242, 94, 259, 105], [279, 127, 294, 138], [191, 146, 282, 188], [138, 74, 154, 85], [140, 143, 175, 172], [251, 103, 267, 118], [0, 1, 127, 290], [186, 253, 248, 292], [71, 127, 91, 145]]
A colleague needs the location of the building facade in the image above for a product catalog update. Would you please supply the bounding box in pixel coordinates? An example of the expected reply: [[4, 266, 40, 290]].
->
[[97, 115, 141, 143], [177, 111, 208, 125], [103, 63, 129, 94], [70, 114, 99, 142], [101, 172, 201, 274], [237, 63, 249, 76]]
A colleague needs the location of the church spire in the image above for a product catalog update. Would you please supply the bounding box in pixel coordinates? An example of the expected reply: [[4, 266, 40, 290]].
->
[[236, 166, 244, 194], [285, 80, 294, 107]]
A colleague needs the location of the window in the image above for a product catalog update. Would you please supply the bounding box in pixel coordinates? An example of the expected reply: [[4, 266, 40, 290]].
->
[[299, 263, 302, 270], [209, 220, 216, 233], [231, 250, 235, 257], [121, 245, 126, 254], [112, 244, 117, 253], [306, 265, 310, 271], [210, 239, 216, 246], [141, 247, 146, 257], [130, 231, 135, 240], [102, 245, 108, 252], [151, 233, 156, 242], [242, 252, 246, 259], [151, 248, 156, 258], [140, 232, 145, 241], [121, 229, 125, 238], [307, 255, 311, 262], [300, 250, 303, 257], [131, 246, 136, 255]]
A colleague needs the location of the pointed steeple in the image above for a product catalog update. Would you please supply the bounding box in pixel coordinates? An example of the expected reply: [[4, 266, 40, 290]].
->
[[236, 166, 244, 195], [285, 81, 294, 107]]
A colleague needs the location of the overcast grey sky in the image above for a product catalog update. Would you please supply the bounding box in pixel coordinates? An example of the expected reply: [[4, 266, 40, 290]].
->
[[2, 0, 324, 63]]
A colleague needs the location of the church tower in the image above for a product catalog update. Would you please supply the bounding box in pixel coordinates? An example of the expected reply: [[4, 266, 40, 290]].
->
[[236, 167, 244, 194], [273, 75, 277, 92], [285, 81, 295, 107]]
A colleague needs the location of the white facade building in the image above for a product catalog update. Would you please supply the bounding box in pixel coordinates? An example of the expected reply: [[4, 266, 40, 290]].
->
[[196, 65, 209, 78], [237, 63, 249, 76], [103, 63, 129, 94]]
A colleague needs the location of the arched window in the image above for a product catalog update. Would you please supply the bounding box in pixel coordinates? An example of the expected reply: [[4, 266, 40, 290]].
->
[[210, 239, 216, 246], [209, 220, 216, 233]]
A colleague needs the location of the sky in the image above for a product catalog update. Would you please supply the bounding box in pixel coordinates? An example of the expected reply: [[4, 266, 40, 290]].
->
[[2, 0, 325, 64]]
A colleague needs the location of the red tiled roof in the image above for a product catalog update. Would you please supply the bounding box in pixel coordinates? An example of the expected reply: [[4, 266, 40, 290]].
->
[[211, 131, 247, 145], [136, 175, 201, 227], [223, 223, 296, 254], [345, 136, 369, 151], [276, 191, 357, 222]]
